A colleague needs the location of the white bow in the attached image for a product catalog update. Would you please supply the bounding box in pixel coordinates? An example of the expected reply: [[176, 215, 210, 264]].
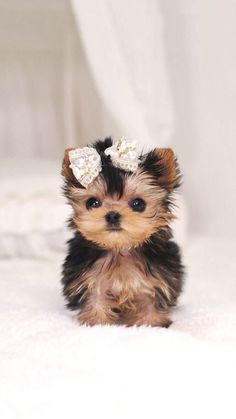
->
[[69, 137, 139, 188], [104, 137, 140, 172], [69, 147, 102, 188]]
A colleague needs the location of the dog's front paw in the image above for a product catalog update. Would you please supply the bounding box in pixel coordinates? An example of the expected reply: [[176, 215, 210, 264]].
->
[[75, 305, 118, 326], [122, 306, 172, 328]]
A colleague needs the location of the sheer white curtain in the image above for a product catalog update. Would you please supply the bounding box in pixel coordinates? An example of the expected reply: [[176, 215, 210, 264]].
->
[[68, 0, 174, 150], [0, 0, 174, 157]]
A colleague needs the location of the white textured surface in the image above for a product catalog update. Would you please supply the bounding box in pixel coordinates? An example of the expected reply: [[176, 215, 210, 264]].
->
[[0, 236, 235, 418], [0, 159, 70, 257]]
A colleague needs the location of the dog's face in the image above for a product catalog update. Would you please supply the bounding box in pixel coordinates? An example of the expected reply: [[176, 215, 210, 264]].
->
[[62, 139, 180, 249]]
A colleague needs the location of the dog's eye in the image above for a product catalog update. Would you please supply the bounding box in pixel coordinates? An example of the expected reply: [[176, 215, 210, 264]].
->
[[129, 198, 146, 212], [86, 197, 102, 209]]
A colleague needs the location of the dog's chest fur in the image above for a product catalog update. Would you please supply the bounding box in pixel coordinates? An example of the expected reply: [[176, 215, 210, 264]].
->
[[87, 249, 156, 308]]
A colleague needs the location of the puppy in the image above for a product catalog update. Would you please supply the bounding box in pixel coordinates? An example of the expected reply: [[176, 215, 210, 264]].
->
[[61, 137, 184, 327]]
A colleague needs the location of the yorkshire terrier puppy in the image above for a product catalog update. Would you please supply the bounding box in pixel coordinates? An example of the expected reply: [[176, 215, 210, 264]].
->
[[62, 137, 184, 327]]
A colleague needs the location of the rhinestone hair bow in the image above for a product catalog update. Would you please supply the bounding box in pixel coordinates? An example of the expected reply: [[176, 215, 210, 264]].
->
[[104, 137, 139, 172], [69, 147, 102, 188], [69, 137, 140, 188]]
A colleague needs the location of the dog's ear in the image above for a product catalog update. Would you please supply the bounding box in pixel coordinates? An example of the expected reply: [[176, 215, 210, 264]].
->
[[141, 148, 180, 191], [62, 148, 76, 182]]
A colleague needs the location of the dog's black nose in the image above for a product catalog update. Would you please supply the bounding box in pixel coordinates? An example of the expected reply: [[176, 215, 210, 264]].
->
[[105, 211, 121, 225]]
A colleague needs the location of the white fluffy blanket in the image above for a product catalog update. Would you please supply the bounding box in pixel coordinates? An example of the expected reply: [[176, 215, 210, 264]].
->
[[0, 237, 236, 419]]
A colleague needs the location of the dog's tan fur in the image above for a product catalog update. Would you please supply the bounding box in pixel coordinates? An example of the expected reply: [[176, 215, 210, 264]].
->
[[67, 248, 174, 327]]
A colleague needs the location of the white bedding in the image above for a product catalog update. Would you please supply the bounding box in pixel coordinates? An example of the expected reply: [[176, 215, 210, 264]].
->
[[0, 236, 235, 419], [0, 158, 70, 257]]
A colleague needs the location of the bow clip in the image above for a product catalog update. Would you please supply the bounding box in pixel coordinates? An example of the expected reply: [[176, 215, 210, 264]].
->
[[104, 137, 139, 171], [69, 147, 102, 188]]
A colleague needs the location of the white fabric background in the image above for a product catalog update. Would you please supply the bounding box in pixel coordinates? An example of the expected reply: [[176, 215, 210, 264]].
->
[[0, 0, 173, 155], [69, 0, 174, 150]]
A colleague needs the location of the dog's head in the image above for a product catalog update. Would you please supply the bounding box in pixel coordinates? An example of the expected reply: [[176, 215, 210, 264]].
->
[[62, 138, 181, 249]]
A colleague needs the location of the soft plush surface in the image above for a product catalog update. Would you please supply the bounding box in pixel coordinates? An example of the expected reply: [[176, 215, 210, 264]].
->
[[0, 158, 70, 257], [0, 236, 235, 418]]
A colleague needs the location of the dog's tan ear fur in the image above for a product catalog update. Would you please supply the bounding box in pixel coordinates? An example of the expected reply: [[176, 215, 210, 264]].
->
[[62, 148, 76, 182], [155, 148, 178, 191]]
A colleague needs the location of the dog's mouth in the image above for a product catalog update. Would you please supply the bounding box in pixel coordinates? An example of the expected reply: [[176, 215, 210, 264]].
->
[[106, 225, 123, 232]]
